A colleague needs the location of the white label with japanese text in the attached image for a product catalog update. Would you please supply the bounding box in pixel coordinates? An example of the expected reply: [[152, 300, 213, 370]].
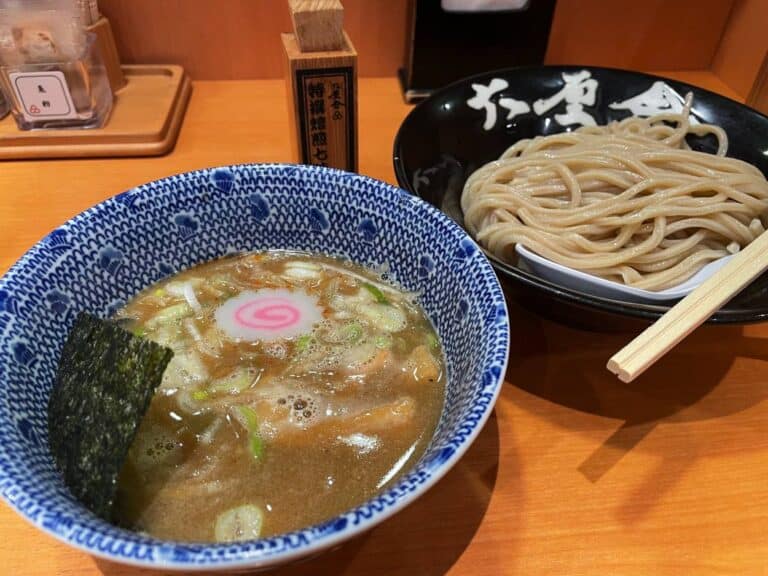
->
[[9, 71, 78, 122]]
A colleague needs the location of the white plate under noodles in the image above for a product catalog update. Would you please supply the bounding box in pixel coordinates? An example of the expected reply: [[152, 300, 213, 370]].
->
[[516, 244, 733, 302]]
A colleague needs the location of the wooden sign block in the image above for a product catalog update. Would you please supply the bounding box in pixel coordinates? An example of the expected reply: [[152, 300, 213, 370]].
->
[[289, 0, 344, 52], [282, 0, 358, 172]]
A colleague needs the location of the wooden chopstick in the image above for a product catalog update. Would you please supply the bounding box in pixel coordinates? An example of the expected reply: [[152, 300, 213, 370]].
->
[[607, 229, 768, 382]]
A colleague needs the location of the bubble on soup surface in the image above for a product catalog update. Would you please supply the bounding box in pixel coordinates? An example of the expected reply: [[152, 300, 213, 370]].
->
[[130, 426, 183, 471], [293, 398, 307, 410], [265, 343, 287, 358]]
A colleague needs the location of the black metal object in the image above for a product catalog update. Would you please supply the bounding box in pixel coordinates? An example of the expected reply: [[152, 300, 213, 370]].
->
[[399, 0, 557, 102], [393, 65, 768, 329]]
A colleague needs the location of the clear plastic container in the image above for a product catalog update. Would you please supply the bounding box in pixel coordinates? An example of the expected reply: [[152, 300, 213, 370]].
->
[[0, 32, 112, 130]]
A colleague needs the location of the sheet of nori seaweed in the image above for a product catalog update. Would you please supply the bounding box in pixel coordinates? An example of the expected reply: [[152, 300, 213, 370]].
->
[[48, 312, 173, 521]]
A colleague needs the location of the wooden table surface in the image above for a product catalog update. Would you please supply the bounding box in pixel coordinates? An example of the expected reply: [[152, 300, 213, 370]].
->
[[1, 74, 766, 576]]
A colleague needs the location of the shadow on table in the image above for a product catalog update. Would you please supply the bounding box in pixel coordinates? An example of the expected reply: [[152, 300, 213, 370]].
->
[[504, 299, 768, 524], [94, 413, 503, 576]]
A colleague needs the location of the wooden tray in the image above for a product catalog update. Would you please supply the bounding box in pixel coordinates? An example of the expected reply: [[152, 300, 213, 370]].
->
[[0, 64, 191, 159]]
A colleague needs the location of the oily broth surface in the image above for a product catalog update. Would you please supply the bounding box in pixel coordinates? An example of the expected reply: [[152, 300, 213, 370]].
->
[[113, 251, 445, 542]]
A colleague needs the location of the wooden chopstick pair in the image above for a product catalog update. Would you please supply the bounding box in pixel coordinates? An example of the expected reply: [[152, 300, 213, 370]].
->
[[607, 229, 768, 382]]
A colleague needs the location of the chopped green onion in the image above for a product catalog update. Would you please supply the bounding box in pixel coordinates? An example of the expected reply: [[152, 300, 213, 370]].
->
[[343, 322, 363, 342], [319, 322, 363, 345], [153, 288, 166, 298], [237, 406, 263, 460], [192, 389, 209, 401], [374, 334, 392, 349], [238, 405, 258, 428], [237, 406, 259, 430], [248, 434, 264, 459], [131, 326, 146, 338], [209, 368, 256, 395], [295, 334, 313, 352], [426, 332, 440, 350], [362, 282, 389, 304]]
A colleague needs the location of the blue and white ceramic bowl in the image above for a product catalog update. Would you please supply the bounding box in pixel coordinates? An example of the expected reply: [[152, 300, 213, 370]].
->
[[0, 164, 510, 572]]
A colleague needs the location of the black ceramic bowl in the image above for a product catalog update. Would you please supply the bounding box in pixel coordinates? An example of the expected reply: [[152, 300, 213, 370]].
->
[[393, 65, 768, 331]]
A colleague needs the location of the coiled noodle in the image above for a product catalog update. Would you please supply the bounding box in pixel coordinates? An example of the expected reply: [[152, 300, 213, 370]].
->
[[461, 95, 768, 291]]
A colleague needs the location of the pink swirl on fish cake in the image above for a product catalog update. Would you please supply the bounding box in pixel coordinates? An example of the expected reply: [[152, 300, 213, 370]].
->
[[215, 289, 323, 342], [234, 298, 301, 330]]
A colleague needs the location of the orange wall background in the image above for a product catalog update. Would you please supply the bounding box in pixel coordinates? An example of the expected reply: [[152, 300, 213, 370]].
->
[[545, 0, 733, 71], [711, 0, 768, 98], [100, 0, 409, 80], [99, 0, 766, 99]]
